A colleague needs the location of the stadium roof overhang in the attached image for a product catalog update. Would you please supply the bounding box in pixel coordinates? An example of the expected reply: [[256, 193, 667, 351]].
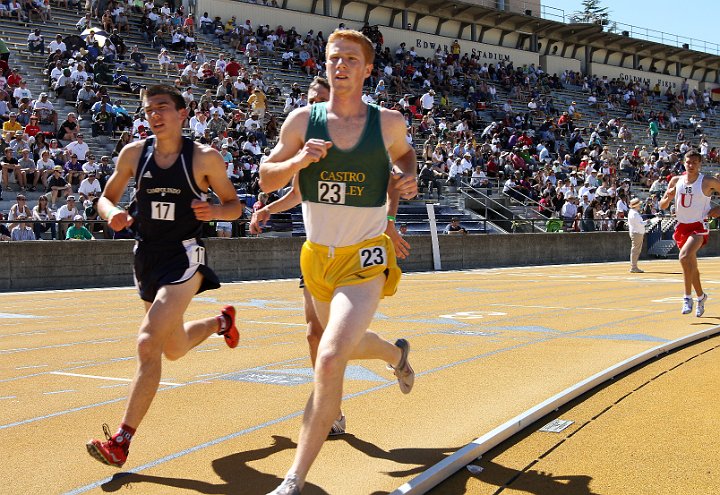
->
[[352, 0, 720, 72]]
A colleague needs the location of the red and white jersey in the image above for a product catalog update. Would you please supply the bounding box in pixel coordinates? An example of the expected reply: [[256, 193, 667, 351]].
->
[[675, 173, 711, 224]]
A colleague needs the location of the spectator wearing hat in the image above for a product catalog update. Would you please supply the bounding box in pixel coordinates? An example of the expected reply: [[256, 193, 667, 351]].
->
[[10, 214, 36, 241], [97, 155, 114, 188], [628, 197, 647, 273], [66, 214, 94, 240], [78, 171, 101, 197], [47, 165, 70, 206], [64, 153, 84, 187], [56, 194, 78, 238]]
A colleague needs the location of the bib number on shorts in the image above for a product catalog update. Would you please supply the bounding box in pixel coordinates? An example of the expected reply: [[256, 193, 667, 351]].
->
[[187, 245, 206, 265], [359, 246, 386, 268], [318, 181, 346, 205], [151, 201, 175, 221]]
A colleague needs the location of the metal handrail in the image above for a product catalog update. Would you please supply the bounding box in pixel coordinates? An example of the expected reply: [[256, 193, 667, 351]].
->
[[540, 4, 720, 56]]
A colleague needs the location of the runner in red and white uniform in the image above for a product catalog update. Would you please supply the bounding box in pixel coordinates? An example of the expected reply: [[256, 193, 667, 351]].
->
[[660, 150, 720, 316]]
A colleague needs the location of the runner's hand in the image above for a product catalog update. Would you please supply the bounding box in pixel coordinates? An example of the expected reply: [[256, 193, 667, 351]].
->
[[250, 207, 271, 234], [385, 223, 411, 259], [107, 209, 133, 231], [389, 171, 418, 200], [296, 139, 332, 169], [191, 199, 214, 221]]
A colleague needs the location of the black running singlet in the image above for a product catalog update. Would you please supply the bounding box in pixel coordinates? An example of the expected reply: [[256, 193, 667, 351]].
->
[[132, 136, 207, 244]]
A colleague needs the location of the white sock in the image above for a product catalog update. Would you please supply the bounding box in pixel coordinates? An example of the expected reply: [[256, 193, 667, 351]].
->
[[697, 293, 705, 301], [684, 295, 692, 299]]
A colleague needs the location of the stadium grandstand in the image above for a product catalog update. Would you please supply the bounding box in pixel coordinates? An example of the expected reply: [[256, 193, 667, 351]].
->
[[0, 0, 719, 248]]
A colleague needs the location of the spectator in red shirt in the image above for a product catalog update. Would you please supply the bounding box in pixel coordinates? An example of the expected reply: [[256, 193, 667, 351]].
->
[[7, 68, 22, 88], [225, 57, 240, 78], [24, 115, 40, 137]]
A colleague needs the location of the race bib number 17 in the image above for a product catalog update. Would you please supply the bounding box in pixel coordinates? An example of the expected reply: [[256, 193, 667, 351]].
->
[[151, 201, 175, 221]]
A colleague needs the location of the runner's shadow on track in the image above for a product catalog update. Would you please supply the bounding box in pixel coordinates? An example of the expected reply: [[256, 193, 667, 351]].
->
[[100, 435, 329, 495], [336, 434, 464, 478], [420, 457, 599, 495], [337, 435, 597, 495]]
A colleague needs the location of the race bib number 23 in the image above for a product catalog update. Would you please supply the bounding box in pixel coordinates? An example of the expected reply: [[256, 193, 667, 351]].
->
[[318, 181, 346, 204], [359, 246, 386, 268]]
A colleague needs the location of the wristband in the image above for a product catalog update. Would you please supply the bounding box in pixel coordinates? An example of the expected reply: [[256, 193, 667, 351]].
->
[[387, 215, 396, 222], [107, 206, 124, 221]]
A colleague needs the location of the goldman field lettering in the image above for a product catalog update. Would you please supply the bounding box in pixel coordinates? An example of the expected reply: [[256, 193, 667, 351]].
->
[[618, 72, 677, 89]]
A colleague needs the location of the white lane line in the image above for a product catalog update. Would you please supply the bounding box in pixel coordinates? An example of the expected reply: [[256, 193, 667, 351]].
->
[[15, 364, 49, 370], [50, 371, 181, 387], [99, 384, 128, 389], [0, 395, 17, 400], [243, 321, 306, 327], [196, 348, 220, 353], [43, 390, 76, 395], [489, 303, 662, 313], [0, 331, 47, 339]]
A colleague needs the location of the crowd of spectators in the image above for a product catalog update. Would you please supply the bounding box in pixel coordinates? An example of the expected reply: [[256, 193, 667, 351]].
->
[[0, 0, 718, 239]]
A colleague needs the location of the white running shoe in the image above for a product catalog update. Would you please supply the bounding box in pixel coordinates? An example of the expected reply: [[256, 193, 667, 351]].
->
[[682, 297, 693, 315], [696, 293, 707, 317], [267, 474, 301, 495], [328, 414, 346, 436], [388, 339, 415, 394]]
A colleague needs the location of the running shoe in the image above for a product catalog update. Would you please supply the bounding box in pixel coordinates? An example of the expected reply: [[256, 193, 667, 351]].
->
[[86, 424, 128, 468], [218, 305, 239, 348], [388, 339, 415, 394], [696, 293, 708, 317], [682, 297, 693, 315], [266, 474, 301, 495], [328, 414, 346, 436]]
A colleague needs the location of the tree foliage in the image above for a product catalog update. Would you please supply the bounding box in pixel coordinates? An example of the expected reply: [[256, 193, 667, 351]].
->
[[571, 0, 611, 26]]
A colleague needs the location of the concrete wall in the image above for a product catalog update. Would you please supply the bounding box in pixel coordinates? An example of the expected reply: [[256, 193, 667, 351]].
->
[[3, 233, 719, 292]]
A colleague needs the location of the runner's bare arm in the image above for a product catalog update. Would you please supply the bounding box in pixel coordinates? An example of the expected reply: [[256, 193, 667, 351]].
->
[[98, 141, 143, 231], [386, 172, 411, 259], [659, 176, 679, 210], [191, 146, 242, 221], [382, 108, 418, 199], [259, 109, 331, 193], [250, 175, 301, 234]]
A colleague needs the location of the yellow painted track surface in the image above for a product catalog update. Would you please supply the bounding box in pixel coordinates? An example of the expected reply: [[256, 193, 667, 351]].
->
[[2, 259, 719, 495]]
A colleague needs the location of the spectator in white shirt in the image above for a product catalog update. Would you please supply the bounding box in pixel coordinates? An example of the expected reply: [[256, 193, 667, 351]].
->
[[65, 134, 89, 162], [78, 172, 102, 197], [627, 197, 646, 273]]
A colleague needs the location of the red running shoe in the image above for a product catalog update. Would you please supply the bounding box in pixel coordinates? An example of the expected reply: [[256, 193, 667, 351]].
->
[[86, 424, 128, 468], [218, 305, 239, 348]]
